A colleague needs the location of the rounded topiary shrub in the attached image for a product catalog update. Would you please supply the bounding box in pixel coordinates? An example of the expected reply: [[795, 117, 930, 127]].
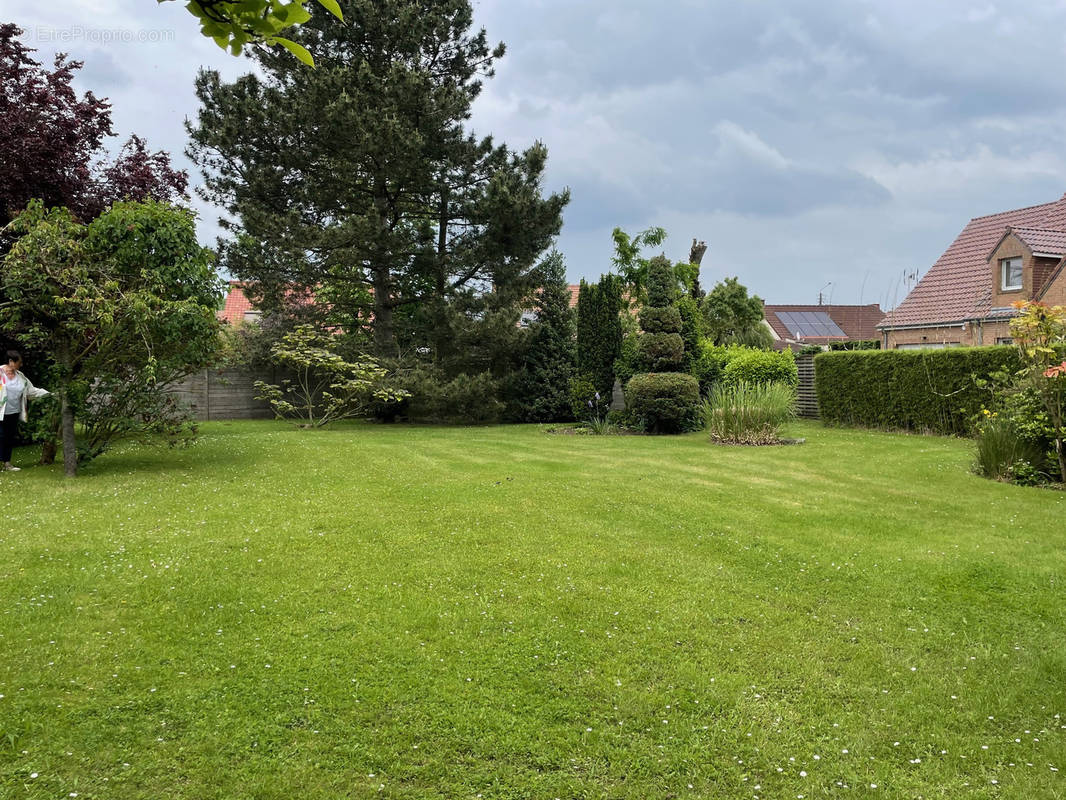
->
[[638, 306, 682, 334], [637, 332, 684, 372], [625, 372, 701, 433]]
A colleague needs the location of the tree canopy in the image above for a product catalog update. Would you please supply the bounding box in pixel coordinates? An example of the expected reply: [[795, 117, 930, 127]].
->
[[188, 0, 568, 360], [0, 23, 187, 230], [3, 200, 222, 476], [610, 226, 700, 302], [701, 276, 773, 348]]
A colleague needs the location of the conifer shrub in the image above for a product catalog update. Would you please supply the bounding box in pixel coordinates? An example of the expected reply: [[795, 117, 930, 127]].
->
[[627, 255, 701, 433], [638, 306, 682, 334], [576, 275, 623, 398], [637, 333, 685, 372], [626, 372, 702, 433]]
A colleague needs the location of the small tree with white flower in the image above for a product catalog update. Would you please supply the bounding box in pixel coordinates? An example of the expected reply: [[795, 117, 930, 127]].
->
[[254, 325, 408, 427]]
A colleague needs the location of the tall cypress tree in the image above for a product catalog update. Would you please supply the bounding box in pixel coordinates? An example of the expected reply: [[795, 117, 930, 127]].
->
[[188, 0, 568, 360], [576, 274, 623, 398]]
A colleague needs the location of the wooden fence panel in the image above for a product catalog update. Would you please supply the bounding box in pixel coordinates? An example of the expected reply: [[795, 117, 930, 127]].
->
[[795, 354, 819, 419], [168, 368, 276, 421]]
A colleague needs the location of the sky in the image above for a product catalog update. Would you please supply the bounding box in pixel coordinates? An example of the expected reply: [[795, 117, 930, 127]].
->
[[7, 0, 1066, 309]]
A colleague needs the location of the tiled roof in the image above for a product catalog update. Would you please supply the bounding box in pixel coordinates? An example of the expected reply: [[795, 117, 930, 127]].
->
[[219, 281, 321, 324], [568, 284, 580, 308], [764, 304, 884, 342], [880, 193, 1066, 329], [1011, 227, 1066, 257], [219, 281, 253, 324]]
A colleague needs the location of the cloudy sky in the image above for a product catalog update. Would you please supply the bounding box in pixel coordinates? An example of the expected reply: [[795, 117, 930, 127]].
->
[[8, 0, 1066, 308]]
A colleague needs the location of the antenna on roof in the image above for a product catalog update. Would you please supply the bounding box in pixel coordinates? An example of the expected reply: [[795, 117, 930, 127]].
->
[[818, 281, 832, 306]]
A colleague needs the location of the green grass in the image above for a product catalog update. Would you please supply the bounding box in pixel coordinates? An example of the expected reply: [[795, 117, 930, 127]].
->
[[2, 420, 1065, 799]]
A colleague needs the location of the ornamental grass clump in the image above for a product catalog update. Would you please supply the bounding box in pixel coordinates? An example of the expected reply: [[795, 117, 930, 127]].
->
[[973, 412, 1046, 484], [705, 380, 796, 444]]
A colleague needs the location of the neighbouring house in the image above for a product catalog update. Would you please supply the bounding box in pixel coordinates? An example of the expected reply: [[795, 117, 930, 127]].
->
[[763, 303, 885, 350], [219, 281, 258, 324], [218, 281, 331, 326], [878, 192, 1066, 349]]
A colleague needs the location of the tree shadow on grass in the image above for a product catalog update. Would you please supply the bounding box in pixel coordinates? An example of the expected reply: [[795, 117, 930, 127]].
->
[[37, 441, 256, 481]]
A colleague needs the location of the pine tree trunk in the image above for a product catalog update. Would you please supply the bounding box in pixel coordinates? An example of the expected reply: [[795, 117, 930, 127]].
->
[[372, 271, 399, 360]]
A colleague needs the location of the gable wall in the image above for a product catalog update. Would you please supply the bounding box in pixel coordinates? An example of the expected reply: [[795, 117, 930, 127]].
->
[[1041, 265, 1066, 306], [1033, 256, 1060, 295], [988, 234, 1030, 308], [885, 325, 969, 349]]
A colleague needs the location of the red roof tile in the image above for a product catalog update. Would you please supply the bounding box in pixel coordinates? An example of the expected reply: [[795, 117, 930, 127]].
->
[[219, 281, 253, 324], [764, 304, 884, 342], [1011, 227, 1066, 257], [218, 281, 322, 324], [880, 193, 1066, 329]]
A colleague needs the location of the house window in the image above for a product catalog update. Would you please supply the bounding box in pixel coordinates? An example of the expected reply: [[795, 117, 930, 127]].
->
[[995, 336, 1014, 346], [1001, 257, 1023, 291]]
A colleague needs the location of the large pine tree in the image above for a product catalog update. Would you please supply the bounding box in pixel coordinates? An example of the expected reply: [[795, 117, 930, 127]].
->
[[189, 0, 568, 359]]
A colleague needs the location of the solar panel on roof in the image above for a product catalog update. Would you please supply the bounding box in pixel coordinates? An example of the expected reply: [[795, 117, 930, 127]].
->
[[776, 311, 845, 338]]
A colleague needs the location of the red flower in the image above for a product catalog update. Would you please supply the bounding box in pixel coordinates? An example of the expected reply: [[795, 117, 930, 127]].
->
[[1044, 361, 1066, 378]]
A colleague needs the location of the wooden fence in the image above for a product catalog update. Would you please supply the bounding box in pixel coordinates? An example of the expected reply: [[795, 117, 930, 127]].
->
[[795, 354, 819, 419], [167, 367, 276, 421]]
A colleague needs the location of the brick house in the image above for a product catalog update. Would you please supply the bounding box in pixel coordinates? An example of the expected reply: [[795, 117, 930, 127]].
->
[[763, 303, 885, 350], [878, 193, 1066, 348]]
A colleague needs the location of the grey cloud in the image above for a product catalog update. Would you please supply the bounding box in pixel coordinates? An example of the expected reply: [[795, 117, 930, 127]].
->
[[71, 47, 132, 91]]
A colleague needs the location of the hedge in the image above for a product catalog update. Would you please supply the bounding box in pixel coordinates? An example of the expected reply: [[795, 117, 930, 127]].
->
[[722, 347, 797, 389], [625, 372, 701, 433], [690, 343, 797, 395], [814, 346, 1023, 435]]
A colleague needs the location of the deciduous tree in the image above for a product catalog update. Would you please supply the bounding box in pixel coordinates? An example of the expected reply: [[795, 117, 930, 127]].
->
[[3, 200, 221, 476], [701, 276, 772, 348], [0, 23, 187, 230], [176, 0, 343, 63]]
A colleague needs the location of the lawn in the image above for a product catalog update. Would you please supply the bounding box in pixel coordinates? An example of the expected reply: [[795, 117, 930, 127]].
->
[[1, 420, 1065, 799]]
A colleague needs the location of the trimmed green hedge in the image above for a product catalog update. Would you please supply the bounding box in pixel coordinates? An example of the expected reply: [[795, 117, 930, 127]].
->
[[638, 333, 684, 371], [814, 347, 1022, 435], [722, 347, 797, 389], [638, 306, 682, 334], [625, 372, 701, 434], [690, 343, 797, 395]]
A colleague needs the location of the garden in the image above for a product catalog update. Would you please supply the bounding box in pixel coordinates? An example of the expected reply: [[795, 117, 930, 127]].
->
[[3, 3, 1066, 798], [2, 420, 1066, 799]]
